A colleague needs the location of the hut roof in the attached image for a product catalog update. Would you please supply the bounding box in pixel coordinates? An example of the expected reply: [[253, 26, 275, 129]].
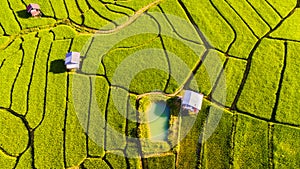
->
[[26, 3, 40, 13], [182, 90, 203, 112], [65, 52, 80, 64]]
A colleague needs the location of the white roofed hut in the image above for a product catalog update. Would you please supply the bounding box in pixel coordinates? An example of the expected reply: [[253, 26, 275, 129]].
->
[[26, 3, 41, 17], [65, 52, 80, 70], [181, 90, 204, 113]]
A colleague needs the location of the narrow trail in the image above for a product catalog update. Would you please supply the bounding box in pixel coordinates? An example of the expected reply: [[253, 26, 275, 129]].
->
[[96, 0, 163, 34]]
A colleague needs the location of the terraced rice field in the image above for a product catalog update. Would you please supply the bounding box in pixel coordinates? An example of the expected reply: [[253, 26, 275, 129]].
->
[[0, 0, 299, 168]]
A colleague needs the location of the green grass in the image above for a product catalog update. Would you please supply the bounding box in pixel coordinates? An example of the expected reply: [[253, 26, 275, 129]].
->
[[0, 151, 16, 169], [106, 88, 127, 150], [0, 38, 22, 58], [0, 109, 29, 156], [269, 9, 300, 41], [153, 0, 203, 45], [15, 147, 32, 169], [127, 158, 141, 169], [111, 34, 159, 49], [177, 100, 209, 168], [11, 35, 39, 115], [65, 74, 87, 167], [247, 0, 281, 28], [124, 141, 141, 167], [20, 17, 55, 29], [166, 97, 181, 146], [26, 32, 53, 128], [83, 10, 111, 29], [71, 34, 91, 52], [0, 1, 21, 35], [80, 35, 105, 74], [66, 74, 92, 160], [161, 36, 205, 94], [51, 0, 68, 19], [191, 49, 226, 96], [126, 94, 138, 138], [267, 0, 297, 17], [77, 0, 89, 13], [226, 0, 270, 37], [212, 58, 247, 107], [116, 0, 159, 11], [177, 115, 200, 169], [210, 0, 258, 59], [82, 158, 110, 169], [273, 124, 300, 168], [203, 110, 232, 169], [237, 39, 284, 119], [130, 68, 169, 94], [88, 76, 109, 157], [0, 50, 23, 108], [276, 42, 300, 125], [0, 25, 4, 35], [102, 36, 163, 77], [103, 37, 169, 94], [51, 25, 77, 40], [106, 4, 135, 16], [105, 152, 127, 168], [140, 140, 170, 155], [34, 40, 70, 168], [180, 0, 234, 51], [65, 0, 83, 24], [87, 0, 125, 22], [0, 36, 10, 49], [147, 154, 175, 169], [233, 114, 269, 168]]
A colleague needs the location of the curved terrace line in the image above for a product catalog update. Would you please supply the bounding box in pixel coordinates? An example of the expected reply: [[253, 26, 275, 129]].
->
[[96, 0, 164, 34]]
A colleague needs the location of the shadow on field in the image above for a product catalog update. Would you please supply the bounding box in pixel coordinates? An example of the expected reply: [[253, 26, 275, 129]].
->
[[50, 59, 66, 74], [17, 10, 31, 18]]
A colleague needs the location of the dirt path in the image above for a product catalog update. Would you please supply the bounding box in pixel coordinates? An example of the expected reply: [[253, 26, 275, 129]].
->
[[96, 0, 163, 34]]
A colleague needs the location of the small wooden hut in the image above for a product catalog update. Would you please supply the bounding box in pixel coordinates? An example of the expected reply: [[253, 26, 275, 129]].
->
[[65, 52, 80, 70], [181, 90, 204, 113], [26, 3, 41, 17]]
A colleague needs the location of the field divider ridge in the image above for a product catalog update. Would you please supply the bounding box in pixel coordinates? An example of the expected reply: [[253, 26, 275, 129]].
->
[[6, 0, 22, 30], [270, 41, 287, 122], [9, 38, 24, 110], [264, 0, 283, 18], [245, 0, 272, 30], [230, 6, 297, 112], [209, 0, 237, 54], [224, 0, 259, 39], [229, 113, 238, 168], [32, 39, 54, 130], [268, 123, 275, 169], [95, 0, 164, 34], [25, 37, 42, 117], [157, 5, 202, 45]]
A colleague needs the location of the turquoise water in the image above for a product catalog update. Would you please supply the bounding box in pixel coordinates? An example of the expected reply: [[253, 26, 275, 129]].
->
[[147, 101, 170, 141]]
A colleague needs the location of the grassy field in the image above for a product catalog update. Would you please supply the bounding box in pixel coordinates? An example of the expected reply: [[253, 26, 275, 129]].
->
[[0, 0, 299, 168]]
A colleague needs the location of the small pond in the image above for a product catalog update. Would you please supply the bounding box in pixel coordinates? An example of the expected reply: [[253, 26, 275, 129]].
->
[[147, 101, 170, 141]]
